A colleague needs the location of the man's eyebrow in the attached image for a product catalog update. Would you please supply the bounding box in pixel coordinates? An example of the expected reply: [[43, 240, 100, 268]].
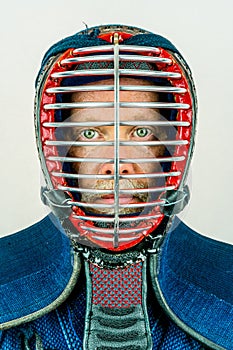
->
[[70, 110, 113, 122], [69, 110, 161, 123], [126, 112, 162, 121]]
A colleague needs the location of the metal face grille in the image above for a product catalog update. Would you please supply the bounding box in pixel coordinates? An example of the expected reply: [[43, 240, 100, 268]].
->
[[36, 36, 194, 251]]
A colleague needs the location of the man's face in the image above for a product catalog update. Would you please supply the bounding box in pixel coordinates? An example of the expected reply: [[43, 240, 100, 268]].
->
[[66, 77, 167, 215]]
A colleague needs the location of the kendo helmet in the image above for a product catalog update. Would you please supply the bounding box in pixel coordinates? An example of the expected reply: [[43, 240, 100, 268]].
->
[[35, 24, 197, 252]]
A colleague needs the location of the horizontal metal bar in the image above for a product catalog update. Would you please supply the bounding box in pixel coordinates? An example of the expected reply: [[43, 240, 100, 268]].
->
[[68, 201, 115, 208], [59, 186, 114, 194], [43, 102, 114, 110], [43, 121, 115, 127], [46, 86, 113, 94], [119, 171, 181, 178], [51, 171, 181, 179], [120, 85, 187, 93], [51, 68, 181, 80], [49, 157, 114, 163], [120, 200, 166, 208], [119, 69, 181, 79], [43, 101, 189, 110], [120, 54, 171, 64], [42, 120, 190, 127], [120, 120, 190, 126], [45, 140, 114, 146], [67, 200, 165, 208], [79, 225, 152, 234], [72, 45, 160, 55], [45, 85, 187, 94], [46, 85, 115, 94], [119, 45, 160, 54], [91, 235, 140, 243], [119, 140, 188, 146], [72, 213, 162, 222], [57, 184, 175, 193], [48, 155, 185, 163], [45, 139, 188, 146], [61, 55, 114, 65], [61, 54, 172, 65], [119, 102, 190, 109], [119, 156, 185, 162], [120, 185, 175, 193], [51, 69, 114, 79], [52, 172, 114, 179], [73, 215, 114, 222]]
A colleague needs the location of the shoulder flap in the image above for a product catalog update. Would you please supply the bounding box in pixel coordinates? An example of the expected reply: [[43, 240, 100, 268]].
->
[[0, 215, 81, 330], [150, 218, 233, 350]]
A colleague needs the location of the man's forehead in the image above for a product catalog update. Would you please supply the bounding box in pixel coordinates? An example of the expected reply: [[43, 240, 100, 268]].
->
[[70, 77, 159, 102], [72, 77, 157, 88], [69, 108, 162, 122], [69, 77, 161, 122]]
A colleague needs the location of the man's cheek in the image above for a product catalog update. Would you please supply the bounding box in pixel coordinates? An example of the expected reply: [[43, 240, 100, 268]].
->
[[135, 146, 165, 169], [151, 145, 166, 157], [78, 162, 100, 189], [68, 146, 84, 157]]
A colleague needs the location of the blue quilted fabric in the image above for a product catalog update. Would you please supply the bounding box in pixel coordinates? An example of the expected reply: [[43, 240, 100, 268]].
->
[[1, 214, 232, 349], [0, 274, 203, 350]]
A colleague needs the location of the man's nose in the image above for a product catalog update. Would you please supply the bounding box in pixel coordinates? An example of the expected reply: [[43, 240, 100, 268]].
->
[[99, 162, 135, 175], [98, 145, 137, 175]]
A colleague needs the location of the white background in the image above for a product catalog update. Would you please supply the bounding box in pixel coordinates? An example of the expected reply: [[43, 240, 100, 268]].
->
[[0, 0, 232, 243]]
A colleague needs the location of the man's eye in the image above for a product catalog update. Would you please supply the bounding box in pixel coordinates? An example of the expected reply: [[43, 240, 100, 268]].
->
[[81, 129, 98, 139], [134, 127, 150, 138]]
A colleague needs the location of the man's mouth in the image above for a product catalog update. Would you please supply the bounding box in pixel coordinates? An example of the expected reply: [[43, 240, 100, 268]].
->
[[80, 179, 149, 214], [96, 194, 139, 205]]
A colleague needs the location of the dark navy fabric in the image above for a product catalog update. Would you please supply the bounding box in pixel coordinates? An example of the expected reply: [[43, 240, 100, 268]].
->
[[157, 218, 233, 349], [0, 215, 232, 349], [0, 214, 74, 325]]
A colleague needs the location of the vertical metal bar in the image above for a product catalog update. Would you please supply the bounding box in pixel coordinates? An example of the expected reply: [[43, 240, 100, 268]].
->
[[113, 33, 120, 248]]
